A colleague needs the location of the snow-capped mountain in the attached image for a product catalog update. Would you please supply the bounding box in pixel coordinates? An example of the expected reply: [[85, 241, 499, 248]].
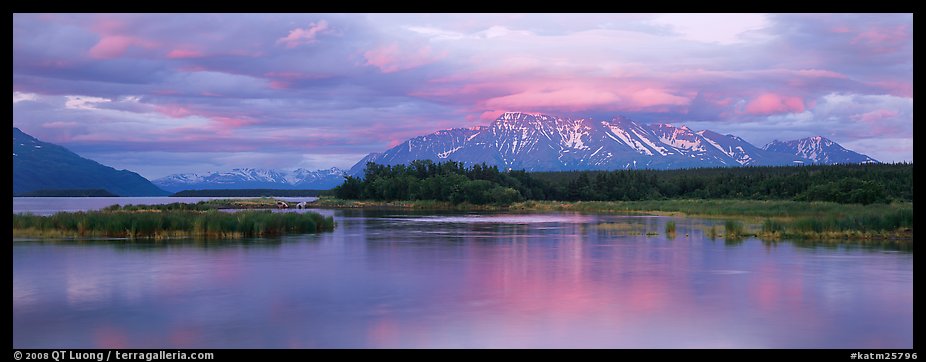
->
[[154, 167, 347, 192], [349, 112, 876, 175], [763, 136, 877, 164]]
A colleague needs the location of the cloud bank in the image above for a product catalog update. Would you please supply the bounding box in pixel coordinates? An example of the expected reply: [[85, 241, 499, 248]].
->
[[13, 13, 912, 178]]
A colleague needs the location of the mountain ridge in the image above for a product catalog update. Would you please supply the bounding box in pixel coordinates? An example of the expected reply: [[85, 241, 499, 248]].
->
[[348, 112, 878, 175], [153, 167, 347, 192], [763, 136, 877, 164], [13, 127, 169, 196]]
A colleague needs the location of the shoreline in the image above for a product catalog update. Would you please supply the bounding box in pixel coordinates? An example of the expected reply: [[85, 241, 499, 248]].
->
[[307, 196, 910, 216], [306, 197, 913, 242], [13, 197, 912, 242]]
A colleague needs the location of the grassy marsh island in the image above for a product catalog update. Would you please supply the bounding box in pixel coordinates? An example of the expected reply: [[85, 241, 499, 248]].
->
[[13, 198, 334, 239], [509, 199, 912, 240]]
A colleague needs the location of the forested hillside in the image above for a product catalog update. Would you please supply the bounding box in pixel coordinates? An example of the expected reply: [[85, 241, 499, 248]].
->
[[334, 161, 912, 205]]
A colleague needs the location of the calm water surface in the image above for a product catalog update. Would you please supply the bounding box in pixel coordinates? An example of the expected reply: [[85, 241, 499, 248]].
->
[[12, 198, 913, 348], [13, 196, 318, 215]]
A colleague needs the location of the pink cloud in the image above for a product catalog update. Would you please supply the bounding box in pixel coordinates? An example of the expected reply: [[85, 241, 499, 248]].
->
[[479, 110, 506, 121], [629, 89, 691, 108], [364, 44, 402, 73], [866, 80, 913, 98], [852, 25, 909, 45], [269, 80, 289, 90], [212, 116, 254, 128], [793, 69, 848, 79], [154, 103, 257, 133], [40, 121, 80, 129], [263, 71, 330, 89], [263, 71, 327, 81], [90, 17, 129, 34], [265, 71, 304, 80], [364, 44, 442, 73], [413, 65, 719, 115], [276, 20, 329, 48], [166, 48, 204, 59], [89, 35, 157, 59], [410, 80, 508, 101], [155, 104, 194, 118], [702, 93, 734, 107], [84, 16, 160, 59], [855, 109, 899, 123], [744, 93, 805, 115], [851, 25, 911, 54], [484, 88, 622, 111], [419, 73, 692, 114]]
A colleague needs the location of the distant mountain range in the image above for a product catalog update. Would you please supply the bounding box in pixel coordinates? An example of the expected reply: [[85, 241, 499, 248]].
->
[[13, 127, 169, 196], [152, 167, 346, 193], [14, 112, 880, 195], [763, 136, 877, 164], [349, 112, 877, 175]]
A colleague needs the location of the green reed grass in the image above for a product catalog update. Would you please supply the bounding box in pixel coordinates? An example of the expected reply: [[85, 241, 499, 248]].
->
[[13, 209, 334, 239]]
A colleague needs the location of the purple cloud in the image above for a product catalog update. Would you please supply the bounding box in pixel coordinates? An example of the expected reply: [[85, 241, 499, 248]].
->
[[277, 20, 331, 48], [12, 13, 913, 178]]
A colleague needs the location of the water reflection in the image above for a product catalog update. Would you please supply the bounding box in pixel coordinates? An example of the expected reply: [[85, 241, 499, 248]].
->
[[13, 209, 912, 348], [12, 196, 319, 216], [19, 237, 300, 251]]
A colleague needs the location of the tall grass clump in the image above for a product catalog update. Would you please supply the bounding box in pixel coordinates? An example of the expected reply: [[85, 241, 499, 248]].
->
[[724, 220, 745, 239], [784, 207, 912, 239], [665, 221, 676, 238], [13, 210, 335, 239], [761, 219, 785, 238]]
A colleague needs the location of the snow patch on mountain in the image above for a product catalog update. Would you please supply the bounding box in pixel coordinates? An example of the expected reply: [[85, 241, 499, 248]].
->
[[764, 136, 877, 164], [154, 167, 347, 192], [347, 112, 877, 176]]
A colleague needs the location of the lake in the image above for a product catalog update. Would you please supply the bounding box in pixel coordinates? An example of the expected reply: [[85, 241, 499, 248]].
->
[[12, 197, 913, 348], [12, 196, 319, 216]]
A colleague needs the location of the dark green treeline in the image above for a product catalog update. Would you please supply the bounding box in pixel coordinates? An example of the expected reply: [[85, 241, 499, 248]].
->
[[334, 160, 912, 205]]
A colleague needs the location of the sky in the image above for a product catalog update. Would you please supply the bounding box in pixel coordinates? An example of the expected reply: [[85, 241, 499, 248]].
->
[[13, 13, 913, 179]]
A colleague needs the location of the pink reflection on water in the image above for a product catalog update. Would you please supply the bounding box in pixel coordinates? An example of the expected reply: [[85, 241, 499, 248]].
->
[[367, 316, 400, 348], [12, 210, 913, 348], [94, 325, 128, 349], [409, 226, 702, 347], [210, 251, 244, 284], [167, 325, 202, 348], [751, 262, 806, 313]]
